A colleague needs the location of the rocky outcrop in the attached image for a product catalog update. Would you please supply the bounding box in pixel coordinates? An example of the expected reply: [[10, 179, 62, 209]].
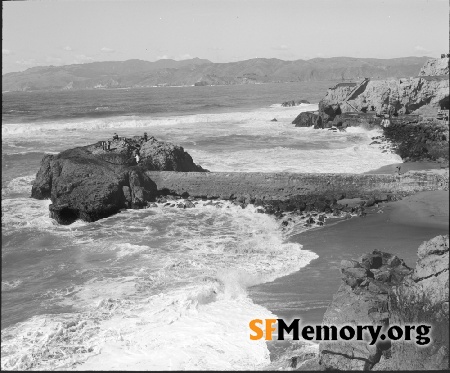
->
[[319, 251, 413, 370], [316, 58, 449, 124], [320, 77, 449, 120], [292, 112, 322, 127], [419, 57, 449, 76], [318, 235, 449, 370], [379, 235, 449, 370], [31, 137, 207, 224]]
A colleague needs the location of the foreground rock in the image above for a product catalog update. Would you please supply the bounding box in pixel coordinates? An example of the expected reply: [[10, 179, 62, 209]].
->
[[381, 235, 449, 370], [317, 235, 449, 370], [31, 136, 207, 224], [319, 251, 413, 370]]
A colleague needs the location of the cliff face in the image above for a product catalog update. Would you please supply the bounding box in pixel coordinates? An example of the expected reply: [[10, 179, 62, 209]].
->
[[316, 58, 449, 121], [320, 76, 449, 117], [31, 137, 207, 224], [419, 57, 449, 76], [317, 235, 449, 371]]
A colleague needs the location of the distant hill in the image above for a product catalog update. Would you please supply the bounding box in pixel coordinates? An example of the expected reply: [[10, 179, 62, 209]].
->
[[2, 56, 430, 92]]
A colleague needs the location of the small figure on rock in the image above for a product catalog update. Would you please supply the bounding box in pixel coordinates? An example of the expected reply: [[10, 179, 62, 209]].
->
[[107, 140, 111, 151], [143, 132, 148, 141], [135, 152, 140, 164], [396, 166, 401, 175], [113, 133, 119, 141]]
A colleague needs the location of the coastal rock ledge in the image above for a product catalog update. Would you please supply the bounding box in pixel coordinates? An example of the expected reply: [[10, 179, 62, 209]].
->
[[31, 136, 207, 224], [308, 235, 449, 371]]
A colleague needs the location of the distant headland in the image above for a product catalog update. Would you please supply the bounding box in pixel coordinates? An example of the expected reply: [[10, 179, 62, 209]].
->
[[2, 56, 432, 92]]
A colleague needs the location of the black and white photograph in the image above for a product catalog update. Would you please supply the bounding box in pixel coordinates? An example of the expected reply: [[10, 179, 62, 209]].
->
[[2, 0, 449, 370]]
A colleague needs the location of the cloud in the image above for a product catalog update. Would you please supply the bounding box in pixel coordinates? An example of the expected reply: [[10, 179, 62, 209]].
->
[[272, 45, 289, 50], [100, 47, 115, 53], [156, 54, 170, 60], [178, 53, 192, 60], [63, 46, 72, 51], [2, 49, 11, 55], [414, 45, 430, 52]]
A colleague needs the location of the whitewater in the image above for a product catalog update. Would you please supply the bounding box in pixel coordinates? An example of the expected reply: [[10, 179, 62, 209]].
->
[[2, 84, 402, 370]]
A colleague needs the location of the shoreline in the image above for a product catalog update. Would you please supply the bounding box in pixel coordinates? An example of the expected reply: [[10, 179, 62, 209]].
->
[[248, 189, 449, 364]]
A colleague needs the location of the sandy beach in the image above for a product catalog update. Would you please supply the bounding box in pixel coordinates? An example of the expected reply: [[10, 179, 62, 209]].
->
[[365, 161, 447, 174], [249, 189, 449, 330]]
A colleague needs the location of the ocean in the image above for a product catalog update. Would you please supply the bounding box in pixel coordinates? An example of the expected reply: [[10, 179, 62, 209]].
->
[[1, 82, 402, 370]]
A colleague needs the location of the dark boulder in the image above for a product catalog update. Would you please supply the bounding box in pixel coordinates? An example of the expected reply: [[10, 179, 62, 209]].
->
[[292, 112, 323, 128], [31, 137, 207, 224]]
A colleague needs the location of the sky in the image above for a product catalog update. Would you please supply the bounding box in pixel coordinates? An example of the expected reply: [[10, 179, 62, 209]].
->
[[2, 0, 449, 74]]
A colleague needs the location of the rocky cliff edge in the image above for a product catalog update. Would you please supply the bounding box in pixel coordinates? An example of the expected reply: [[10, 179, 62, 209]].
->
[[316, 235, 449, 370]]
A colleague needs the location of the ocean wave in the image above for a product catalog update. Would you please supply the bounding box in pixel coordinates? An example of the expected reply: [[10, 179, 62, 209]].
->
[[1, 104, 318, 138], [1, 200, 318, 370], [1, 175, 35, 197], [190, 142, 402, 173]]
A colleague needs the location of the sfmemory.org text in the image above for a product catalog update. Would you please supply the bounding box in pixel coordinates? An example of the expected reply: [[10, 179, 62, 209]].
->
[[249, 319, 431, 346]]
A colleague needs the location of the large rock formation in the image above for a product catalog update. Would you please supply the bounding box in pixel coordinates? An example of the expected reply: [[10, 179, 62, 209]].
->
[[320, 76, 449, 119], [317, 235, 449, 370], [316, 58, 449, 123], [419, 57, 449, 76], [31, 136, 207, 224]]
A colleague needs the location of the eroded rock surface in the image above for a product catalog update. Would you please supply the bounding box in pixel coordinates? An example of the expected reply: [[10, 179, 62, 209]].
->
[[318, 235, 449, 371], [419, 57, 449, 77], [319, 251, 412, 370]]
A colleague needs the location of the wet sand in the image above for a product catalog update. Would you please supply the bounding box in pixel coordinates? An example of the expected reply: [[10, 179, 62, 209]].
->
[[365, 161, 446, 174], [249, 190, 449, 330]]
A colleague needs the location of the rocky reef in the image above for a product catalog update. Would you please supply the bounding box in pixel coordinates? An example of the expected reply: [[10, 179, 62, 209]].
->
[[314, 235, 449, 370], [31, 136, 207, 224], [282, 99, 310, 107]]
